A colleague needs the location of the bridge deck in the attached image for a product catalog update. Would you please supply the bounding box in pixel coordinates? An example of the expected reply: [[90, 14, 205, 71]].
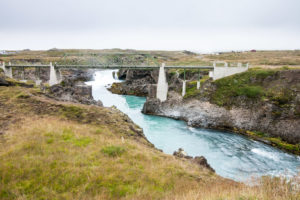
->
[[6, 64, 214, 70]]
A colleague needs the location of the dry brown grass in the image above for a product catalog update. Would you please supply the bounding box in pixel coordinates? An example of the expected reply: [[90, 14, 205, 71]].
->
[[204, 50, 300, 67], [2, 49, 300, 68], [0, 85, 299, 199]]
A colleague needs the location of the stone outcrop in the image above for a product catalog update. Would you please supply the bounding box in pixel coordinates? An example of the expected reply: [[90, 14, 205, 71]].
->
[[143, 90, 300, 145], [173, 148, 215, 172], [47, 78, 102, 106]]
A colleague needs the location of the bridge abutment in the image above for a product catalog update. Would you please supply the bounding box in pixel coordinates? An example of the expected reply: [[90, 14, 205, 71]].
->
[[1, 62, 13, 79]]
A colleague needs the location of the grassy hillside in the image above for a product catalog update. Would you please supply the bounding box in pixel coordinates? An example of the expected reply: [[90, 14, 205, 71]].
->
[[0, 77, 299, 199], [2, 49, 300, 68]]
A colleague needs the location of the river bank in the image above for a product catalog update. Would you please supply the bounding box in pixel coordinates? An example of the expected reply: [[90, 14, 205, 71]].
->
[[110, 68, 300, 155], [89, 70, 300, 182]]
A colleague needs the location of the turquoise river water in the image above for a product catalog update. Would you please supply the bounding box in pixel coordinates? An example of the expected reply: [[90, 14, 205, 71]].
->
[[86, 70, 300, 182]]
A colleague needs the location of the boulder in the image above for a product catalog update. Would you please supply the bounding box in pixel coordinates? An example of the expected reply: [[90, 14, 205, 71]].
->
[[173, 148, 215, 172], [173, 148, 192, 159], [193, 156, 215, 172]]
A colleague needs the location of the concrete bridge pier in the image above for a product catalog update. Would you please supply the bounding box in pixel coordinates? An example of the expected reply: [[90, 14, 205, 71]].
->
[[182, 80, 186, 96], [49, 62, 62, 86], [156, 63, 168, 102], [1, 62, 13, 79], [20, 67, 25, 80], [197, 69, 201, 90], [34, 67, 42, 85], [197, 81, 200, 90]]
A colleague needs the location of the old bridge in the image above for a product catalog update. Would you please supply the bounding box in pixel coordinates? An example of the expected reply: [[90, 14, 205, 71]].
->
[[0, 62, 248, 102]]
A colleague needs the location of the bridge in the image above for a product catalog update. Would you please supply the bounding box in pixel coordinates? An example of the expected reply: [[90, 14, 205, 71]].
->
[[0, 61, 248, 102]]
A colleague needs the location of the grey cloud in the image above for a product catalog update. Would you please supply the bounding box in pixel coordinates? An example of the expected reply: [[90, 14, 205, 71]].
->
[[0, 0, 299, 50]]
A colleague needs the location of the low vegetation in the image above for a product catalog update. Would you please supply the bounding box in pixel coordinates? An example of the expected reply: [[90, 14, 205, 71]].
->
[[209, 69, 276, 106], [242, 130, 300, 154], [0, 68, 299, 199]]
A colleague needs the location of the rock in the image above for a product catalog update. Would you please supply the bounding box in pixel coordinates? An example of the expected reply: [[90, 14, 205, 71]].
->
[[142, 98, 161, 114], [47, 80, 103, 106], [0, 77, 9, 86], [193, 156, 215, 172], [173, 148, 192, 159], [109, 69, 158, 96], [148, 84, 157, 98], [173, 148, 214, 172]]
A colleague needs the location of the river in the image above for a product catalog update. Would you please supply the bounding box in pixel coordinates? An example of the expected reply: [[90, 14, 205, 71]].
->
[[86, 70, 300, 182]]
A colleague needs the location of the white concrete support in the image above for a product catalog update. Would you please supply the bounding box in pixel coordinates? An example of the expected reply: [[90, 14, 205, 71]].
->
[[156, 63, 168, 102], [21, 67, 25, 80], [182, 80, 186, 96], [49, 62, 62, 86], [0, 62, 5, 72], [35, 80, 42, 86], [34, 67, 42, 85], [197, 81, 200, 90], [1, 62, 13, 79], [6, 66, 13, 79]]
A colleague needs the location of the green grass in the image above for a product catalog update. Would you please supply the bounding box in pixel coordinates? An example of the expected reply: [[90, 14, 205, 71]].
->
[[268, 137, 300, 152], [211, 69, 277, 106], [245, 130, 300, 154], [101, 145, 126, 157], [183, 75, 210, 99], [61, 105, 85, 119]]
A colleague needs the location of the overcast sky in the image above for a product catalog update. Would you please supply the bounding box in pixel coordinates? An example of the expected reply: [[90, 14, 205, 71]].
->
[[0, 0, 299, 51]]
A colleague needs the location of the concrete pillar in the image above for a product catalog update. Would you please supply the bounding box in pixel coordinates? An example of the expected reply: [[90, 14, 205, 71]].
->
[[21, 67, 25, 80], [182, 80, 186, 96], [197, 81, 200, 90], [156, 63, 168, 102], [35, 80, 42, 86], [213, 61, 216, 68], [209, 71, 214, 78], [0, 62, 4, 72], [1, 62, 12, 79], [35, 67, 42, 85], [3, 62, 13, 79], [49, 62, 61, 86], [224, 62, 228, 67], [7, 67, 13, 79]]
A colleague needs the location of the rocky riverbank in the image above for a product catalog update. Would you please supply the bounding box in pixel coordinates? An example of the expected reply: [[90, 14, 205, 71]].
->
[[110, 68, 300, 154]]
